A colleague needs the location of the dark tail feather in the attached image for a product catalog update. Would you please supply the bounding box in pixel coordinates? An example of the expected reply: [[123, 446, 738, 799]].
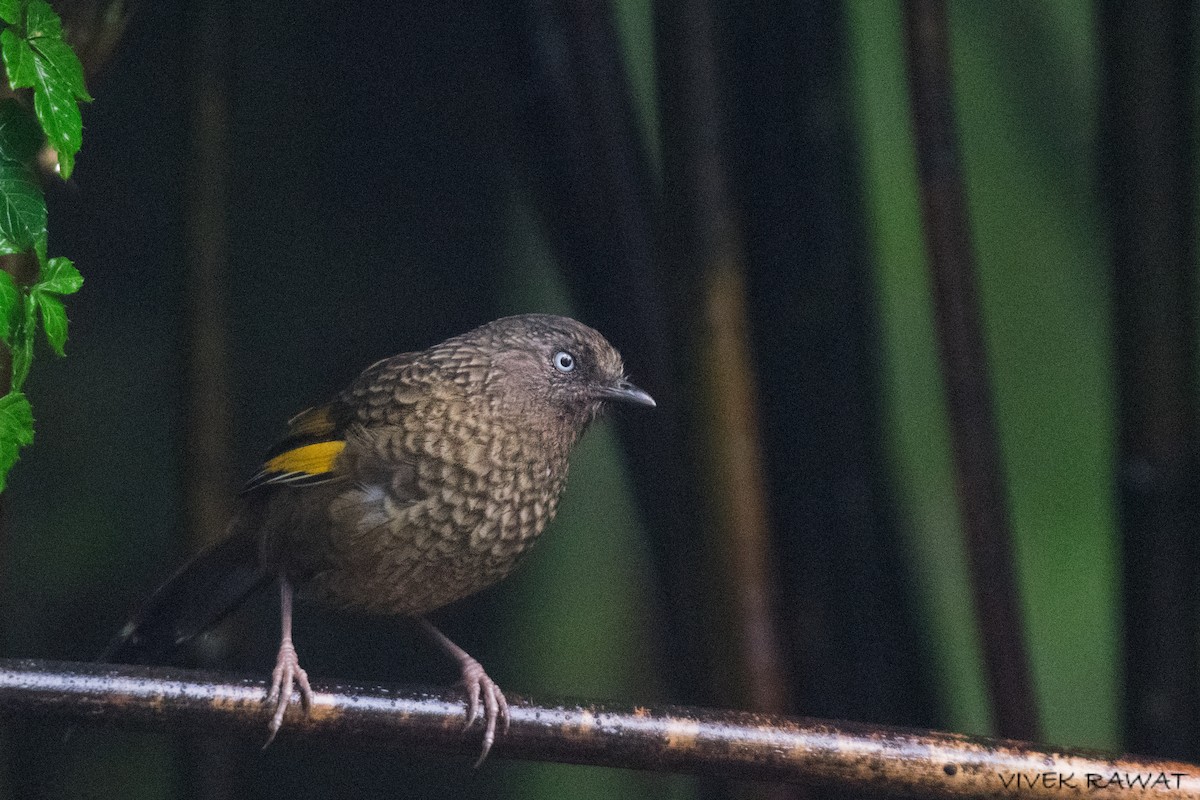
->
[[101, 517, 270, 664]]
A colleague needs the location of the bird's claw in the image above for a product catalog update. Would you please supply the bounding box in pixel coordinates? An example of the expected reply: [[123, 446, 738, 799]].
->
[[460, 657, 509, 767], [263, 637, 312, 748]]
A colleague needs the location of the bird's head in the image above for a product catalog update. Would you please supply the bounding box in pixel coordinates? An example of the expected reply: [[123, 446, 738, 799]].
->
[[466, 314, 655, 428]]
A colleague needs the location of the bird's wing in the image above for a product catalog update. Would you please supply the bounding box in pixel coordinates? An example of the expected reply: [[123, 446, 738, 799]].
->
[[241, 403, 354, 492], [241, 352, 425, 495]]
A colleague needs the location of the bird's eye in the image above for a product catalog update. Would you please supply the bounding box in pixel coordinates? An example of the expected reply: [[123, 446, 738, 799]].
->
[[553, 351, 576, 373]]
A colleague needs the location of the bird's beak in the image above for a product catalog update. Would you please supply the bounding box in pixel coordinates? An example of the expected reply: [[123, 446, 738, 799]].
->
[[598, 379, 656, 408]]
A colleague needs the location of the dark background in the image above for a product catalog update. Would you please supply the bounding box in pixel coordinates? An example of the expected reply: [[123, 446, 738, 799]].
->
[[0, 0, 1191, 797]]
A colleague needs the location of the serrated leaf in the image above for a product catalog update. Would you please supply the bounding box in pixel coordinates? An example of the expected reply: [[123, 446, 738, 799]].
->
[[0, 270, 17, 344], [28, 62, 80, 177], [10, 291, 34, 389], [38, 256, 80, 295], [29, 37, 88, 101], [0, 100, 44, 165], [0, 0, 20, 27], [0, 2, 90, 179], [33, 288, 63, 354], [1, 29, 35, 90], [0, 390, 33, 492], [24, 1, 62, 39], [0, 155, 44, 253], [0, 391, 33, 444]]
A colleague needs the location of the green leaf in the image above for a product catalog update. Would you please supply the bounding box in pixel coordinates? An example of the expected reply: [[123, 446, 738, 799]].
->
[[0, 0, 20, 27], [29, 37, 88, 101], [33, 288, 63, 354], [38, 255, 81, 294], [29, 66, 80, 177], [0, 154, 44, 253], [0, 2, 90, 178], [10, 291, 34, 389], [0, 270, 17, 344], [0, 99, 44, 164], [0, 390, 33, 492], [24, 0, 62, 40], [0, 391, 32, 444], [28, 259, 78, 356], [0, 29, 36, 90]]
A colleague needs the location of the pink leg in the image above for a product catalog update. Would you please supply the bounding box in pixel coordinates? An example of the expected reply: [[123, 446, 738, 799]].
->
[[418, 617, 509, 766], [264, 576, 313, 747]]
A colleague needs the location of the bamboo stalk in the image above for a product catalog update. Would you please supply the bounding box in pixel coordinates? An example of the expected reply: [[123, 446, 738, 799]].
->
[[182, 0, 241, 794], [654, 0, 788, 715], [902, 0, 1040, 740], [1099, 0, 1199, 759]]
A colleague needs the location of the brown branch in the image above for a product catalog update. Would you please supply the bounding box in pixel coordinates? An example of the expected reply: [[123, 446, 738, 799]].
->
[[902, 0, 1040, 740], [9, 658, 1199, 798]]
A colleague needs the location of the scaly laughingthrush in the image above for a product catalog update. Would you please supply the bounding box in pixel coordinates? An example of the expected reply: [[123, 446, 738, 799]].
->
[[102, 314, 655, 763]]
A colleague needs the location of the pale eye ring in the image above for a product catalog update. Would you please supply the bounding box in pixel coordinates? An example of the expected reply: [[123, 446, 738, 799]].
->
[[553, 351, 576, 373]]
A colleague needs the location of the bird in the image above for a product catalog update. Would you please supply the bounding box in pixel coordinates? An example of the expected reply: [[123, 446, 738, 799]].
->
[[101, 313, 655, 764]]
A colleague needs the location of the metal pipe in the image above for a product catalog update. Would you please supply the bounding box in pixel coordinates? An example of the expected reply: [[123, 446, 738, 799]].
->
[[3, 659, 1197, 797]]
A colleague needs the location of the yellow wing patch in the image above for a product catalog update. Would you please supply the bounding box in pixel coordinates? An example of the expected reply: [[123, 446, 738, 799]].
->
[[243, 440, 346, 492], [264, 440, 346, 475]]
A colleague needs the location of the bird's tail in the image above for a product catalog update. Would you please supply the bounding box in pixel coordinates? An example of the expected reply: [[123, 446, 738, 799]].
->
[[101, 508, 271, 664]]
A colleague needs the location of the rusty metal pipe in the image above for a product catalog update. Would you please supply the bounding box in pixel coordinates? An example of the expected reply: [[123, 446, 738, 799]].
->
[[2, 659, 1196, 797]]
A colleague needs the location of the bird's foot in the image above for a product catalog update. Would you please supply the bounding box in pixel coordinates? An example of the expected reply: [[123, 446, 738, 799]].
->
[[263, 637, 313, 747], [460, 656, 510, 767]]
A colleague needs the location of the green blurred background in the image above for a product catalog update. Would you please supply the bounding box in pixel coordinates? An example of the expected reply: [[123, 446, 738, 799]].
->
[[0, 0, 1183, 796]]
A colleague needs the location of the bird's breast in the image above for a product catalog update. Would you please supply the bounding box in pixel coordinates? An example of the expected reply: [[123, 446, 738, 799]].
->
[[313, 403, 573, 615]]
